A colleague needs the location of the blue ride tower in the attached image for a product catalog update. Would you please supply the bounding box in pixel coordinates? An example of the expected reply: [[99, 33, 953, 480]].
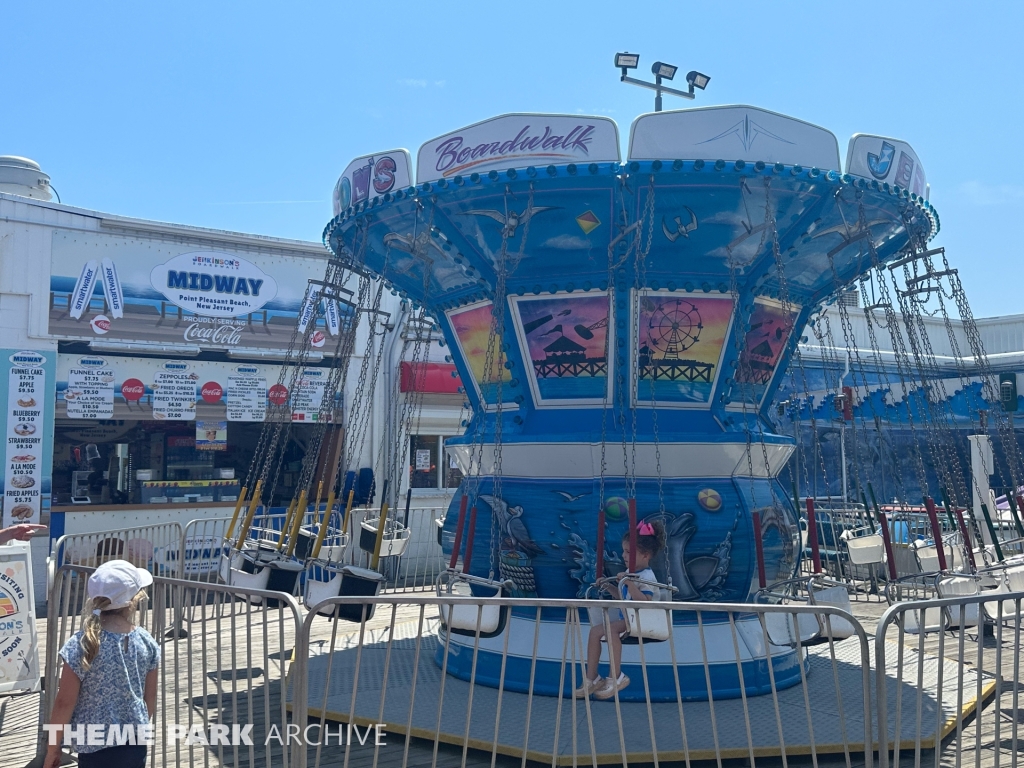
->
[[325, 107, 936, 701]]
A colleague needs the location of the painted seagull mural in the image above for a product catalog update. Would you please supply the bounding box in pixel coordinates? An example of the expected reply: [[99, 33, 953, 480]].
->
[[553, 490, 588, 502], [479, 495, 545, 557], [457, 204, 558, 239]]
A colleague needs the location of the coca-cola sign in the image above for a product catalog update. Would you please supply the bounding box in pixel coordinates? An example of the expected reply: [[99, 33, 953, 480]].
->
[[268, 384, 288, 406], [417, 113, 620, 183], [121, 378, 145, 402], [183, 322, 244, 346], [200, 382, 223, 403]]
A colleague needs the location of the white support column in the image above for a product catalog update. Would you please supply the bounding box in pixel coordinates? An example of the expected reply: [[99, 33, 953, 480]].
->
[[968, 433, 994, 543]]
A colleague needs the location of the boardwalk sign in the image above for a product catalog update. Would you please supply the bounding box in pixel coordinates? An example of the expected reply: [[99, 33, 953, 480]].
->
[[49, 232, 336, 353]]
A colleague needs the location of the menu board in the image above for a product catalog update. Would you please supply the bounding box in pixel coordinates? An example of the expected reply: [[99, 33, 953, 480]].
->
[[227, 375, 267, 422], [4, 352, 46, 525], [64, 366, 114, 419], [152, 366, 198, 421], [291, 368, 329, 422]]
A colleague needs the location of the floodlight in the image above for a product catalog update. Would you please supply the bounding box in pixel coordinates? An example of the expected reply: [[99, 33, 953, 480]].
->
[[651, 61, 677, 80], [615, 52, 639, 69], [616, 53, 711, 111], [686, 71, 711, 90]]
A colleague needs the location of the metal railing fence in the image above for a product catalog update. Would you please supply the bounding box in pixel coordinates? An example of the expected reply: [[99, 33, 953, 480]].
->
[[48, 522, 185, 595], [37, 562, 1024, 767], [292, 594, 873, 768], [875, 580, 1024, 768], [41, 564, 304, 768]]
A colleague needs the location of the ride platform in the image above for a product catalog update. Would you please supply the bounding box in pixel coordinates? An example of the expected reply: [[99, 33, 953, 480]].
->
[[295, 625, 995, 764]]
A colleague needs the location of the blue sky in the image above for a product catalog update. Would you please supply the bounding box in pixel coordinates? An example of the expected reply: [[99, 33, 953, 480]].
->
[[4, 2, 1021, 315]]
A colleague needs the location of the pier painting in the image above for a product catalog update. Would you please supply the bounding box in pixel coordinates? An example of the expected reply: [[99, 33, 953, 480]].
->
[[512, 293, 610, 401], [636, 294, 734, 404]]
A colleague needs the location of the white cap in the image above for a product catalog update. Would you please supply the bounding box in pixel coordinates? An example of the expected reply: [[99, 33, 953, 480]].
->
[[88, 559, 153, 611]]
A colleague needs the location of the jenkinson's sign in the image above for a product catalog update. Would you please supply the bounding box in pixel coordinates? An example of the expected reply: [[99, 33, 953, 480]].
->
[[151, 252, 277, 318]]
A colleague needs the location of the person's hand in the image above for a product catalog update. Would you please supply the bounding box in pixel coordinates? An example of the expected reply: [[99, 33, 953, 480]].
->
[[44, 745, 62, 768], [615, 571, 626, 580], [0, 523, 46, 544]]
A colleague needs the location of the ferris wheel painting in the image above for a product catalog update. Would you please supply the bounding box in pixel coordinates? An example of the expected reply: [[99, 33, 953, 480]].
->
[[636, 293, 734, 404]]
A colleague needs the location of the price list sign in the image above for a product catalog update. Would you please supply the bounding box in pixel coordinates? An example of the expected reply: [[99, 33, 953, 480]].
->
[[4, 352, 46, 526], [65, 366, 115, 419], [227, 375, 267, 422], [152, 365, 198, 420], [291, 368, 329, 422]]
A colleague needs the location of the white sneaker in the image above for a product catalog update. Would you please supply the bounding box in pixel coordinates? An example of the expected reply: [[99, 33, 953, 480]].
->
[[573, 677, 604, 698], [594, 673, 630, 700]]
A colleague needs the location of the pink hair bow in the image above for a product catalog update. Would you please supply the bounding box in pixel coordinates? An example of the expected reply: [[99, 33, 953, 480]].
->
[[637, 521, 655, 536]]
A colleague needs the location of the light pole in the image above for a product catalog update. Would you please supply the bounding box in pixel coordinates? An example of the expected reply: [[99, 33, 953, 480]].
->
[[615, 52, 710, 112]]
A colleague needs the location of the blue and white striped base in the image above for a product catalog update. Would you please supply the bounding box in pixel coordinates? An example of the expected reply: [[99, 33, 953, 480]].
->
[[435, 611, 806, 702]]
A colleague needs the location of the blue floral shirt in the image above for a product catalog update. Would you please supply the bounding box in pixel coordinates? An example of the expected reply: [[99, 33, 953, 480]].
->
[[59, 627, 160, 754]]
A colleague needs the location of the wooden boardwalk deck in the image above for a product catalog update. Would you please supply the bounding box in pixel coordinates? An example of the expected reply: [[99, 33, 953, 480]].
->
[[1, 596, 1020, 768]]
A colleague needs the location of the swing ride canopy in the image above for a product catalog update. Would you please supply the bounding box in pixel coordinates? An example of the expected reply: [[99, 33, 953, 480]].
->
[[325, 106, 935, 428]]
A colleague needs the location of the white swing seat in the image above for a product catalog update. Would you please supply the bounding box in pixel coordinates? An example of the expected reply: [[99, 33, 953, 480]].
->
[[623, 604, 672, 642], [981, 564, 1024, 624], [810, 584, 857, 639], [844, 534, 885, 566], [359, 518, 411, 557], [440, 603, 506, 636], [436, 570, 511, 638], [304, 569, 344, 616], [295, 525, 350, 563], [901, 604, 947, 634], [763, 610, 822, 646], [936, 575, 981, 628], [605, 576, 678, 643], [223, 561, 272, 599], [755, 577, 824, 646]]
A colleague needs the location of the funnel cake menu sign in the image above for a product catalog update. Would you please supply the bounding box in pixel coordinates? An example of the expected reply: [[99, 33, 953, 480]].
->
[[3, 352, 47, 527], [64, 358, 115, 419]]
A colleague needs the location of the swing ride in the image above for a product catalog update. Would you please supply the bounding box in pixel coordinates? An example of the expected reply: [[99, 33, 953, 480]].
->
[[221, 96, 1024, 705], [315, 103, 943, 703]]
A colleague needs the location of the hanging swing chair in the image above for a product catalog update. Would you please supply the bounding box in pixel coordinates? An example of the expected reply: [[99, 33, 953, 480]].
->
[[585, 574, 678, 643], [301, 485, 384, 620], [436, 569, 513, 638], [435, 495, 514, 638], [358, 515, 411, 558]]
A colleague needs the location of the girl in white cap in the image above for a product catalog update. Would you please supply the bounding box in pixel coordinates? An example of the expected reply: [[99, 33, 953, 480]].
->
[[45, 559, 159, 768]]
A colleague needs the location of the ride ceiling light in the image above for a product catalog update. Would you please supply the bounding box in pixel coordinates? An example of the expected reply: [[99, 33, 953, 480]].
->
[[687, 70, 711, 90], [651, 61, 677, 80]]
